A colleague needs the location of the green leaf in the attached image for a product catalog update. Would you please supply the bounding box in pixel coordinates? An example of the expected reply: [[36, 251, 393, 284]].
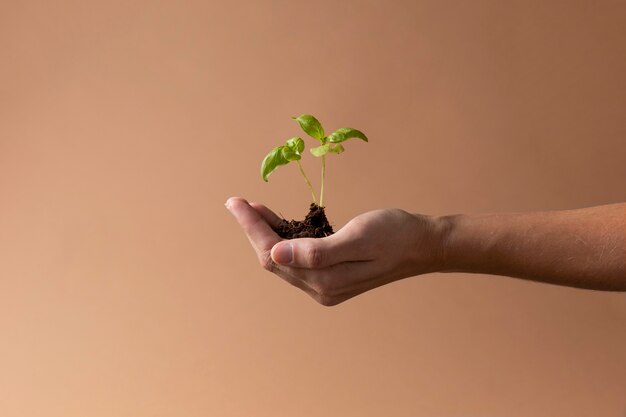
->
[[326, 127, 368, 143], [310, 144, 330, 157], [292, 115, 325, 141], [281, 146, 301, 161], [261, 146, 289, 181], [285, 137, 304, 154], [330, 143, 344, 154]]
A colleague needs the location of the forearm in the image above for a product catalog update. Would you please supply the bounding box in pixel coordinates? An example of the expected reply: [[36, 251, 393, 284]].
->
[[439, 203, 626, 290]]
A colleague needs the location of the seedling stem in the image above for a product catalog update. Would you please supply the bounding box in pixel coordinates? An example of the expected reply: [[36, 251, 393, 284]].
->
[[297, 160, 317, 205], [320, 155, 326, 207]]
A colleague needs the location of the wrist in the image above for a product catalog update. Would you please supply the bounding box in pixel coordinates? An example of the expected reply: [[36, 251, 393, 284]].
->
[[438, 213, 501, 275], [436, 213, 464, 273], [407, 212, 455, 275]]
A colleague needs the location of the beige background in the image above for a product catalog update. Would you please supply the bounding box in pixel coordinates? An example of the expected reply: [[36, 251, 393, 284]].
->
[[1, 1, 625, 416]]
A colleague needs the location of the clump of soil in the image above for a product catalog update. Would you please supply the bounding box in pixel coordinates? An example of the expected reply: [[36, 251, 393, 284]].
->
[[273, 203, 334, 239]]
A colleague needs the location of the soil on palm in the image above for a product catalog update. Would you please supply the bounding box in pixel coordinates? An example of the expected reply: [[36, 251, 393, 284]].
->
[[273, 203, 334, 239]]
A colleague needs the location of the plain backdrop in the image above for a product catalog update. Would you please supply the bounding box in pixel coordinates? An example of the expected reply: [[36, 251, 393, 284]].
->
[[1, 1, 625, 416]]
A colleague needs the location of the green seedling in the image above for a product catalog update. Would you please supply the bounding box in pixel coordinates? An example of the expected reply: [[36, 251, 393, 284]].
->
[[261, 114, 368, 207]]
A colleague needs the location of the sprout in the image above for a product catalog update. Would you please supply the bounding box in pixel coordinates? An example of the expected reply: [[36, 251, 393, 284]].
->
[[261, 114, 368, 207]]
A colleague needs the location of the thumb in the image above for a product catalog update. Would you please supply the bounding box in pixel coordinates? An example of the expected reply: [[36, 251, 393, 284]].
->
[[271, 237, 341, 268]]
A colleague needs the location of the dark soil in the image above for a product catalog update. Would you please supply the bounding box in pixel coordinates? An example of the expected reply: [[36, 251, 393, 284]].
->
[[273, 203, 334, 239]]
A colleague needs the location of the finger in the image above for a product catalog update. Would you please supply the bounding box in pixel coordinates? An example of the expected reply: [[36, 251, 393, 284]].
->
[[273, 259, 385, 306], [249, 202, 283, 228], [226, 197, 280, 254], [270, 266, 322, 301], [270, 226, 374, 269]]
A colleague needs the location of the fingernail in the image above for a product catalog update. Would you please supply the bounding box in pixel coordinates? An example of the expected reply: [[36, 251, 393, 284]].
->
[[272, 242, 293, 265], [224, 198, 233, 211]]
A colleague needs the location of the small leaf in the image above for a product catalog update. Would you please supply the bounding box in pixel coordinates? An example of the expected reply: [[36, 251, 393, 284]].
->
[[326, 127, 368, 143], [281, 146, 301, 161], [285, 137, 304, 154], [330, 143, 344, 154], [261, 146, 289, 181], [292, 114, 325, 141], [310, 144, 330, 157]]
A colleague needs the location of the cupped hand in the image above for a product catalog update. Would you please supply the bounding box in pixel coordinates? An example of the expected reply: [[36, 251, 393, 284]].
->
[[226, 197, 446, 306]]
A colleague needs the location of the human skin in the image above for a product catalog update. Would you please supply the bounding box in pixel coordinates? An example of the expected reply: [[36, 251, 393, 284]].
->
[[225, 197, 626, 306]]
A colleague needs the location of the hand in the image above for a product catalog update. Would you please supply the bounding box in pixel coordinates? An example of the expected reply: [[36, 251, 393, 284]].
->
[[226, 197, 446, 306]]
